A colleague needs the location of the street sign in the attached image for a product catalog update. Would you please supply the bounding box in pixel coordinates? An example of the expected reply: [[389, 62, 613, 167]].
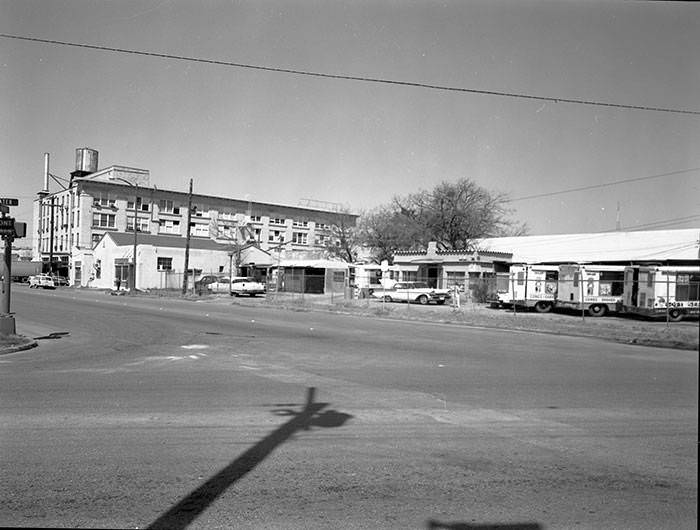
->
[[0, 198, 19, 206], [13, 222, 26, 238], [0, 216, 16, 237]]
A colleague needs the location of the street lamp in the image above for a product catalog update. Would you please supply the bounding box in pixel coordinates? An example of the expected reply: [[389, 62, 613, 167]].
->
[[109, 176, 139, 293]]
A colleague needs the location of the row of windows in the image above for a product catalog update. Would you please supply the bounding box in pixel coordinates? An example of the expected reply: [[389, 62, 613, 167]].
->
[[89, 215, 331, 247], [93, 198, 329, 231]]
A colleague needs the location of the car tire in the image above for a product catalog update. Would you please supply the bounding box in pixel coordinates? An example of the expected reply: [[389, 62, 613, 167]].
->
[[418, 295, 429, 305], [534, 301, 552, 313], [668, 309, 683, 322], [382, 295, 392, 303], [588, 304, 607, 317]]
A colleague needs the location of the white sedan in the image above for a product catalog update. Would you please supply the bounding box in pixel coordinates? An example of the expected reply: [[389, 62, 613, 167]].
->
[[28, 274, 56, 289], [207, 277, 266, 297], [371, 281, 451, 305]]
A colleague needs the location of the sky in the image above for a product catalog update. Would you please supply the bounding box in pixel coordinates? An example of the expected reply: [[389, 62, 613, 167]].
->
[[1, 0, 699, 238]]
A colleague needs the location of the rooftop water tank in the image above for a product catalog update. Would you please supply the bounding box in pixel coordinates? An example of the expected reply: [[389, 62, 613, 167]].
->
[[75, 147, 98, 174]]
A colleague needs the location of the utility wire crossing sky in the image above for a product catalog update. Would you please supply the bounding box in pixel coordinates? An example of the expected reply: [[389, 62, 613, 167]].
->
[[2, 33, 699, 116]]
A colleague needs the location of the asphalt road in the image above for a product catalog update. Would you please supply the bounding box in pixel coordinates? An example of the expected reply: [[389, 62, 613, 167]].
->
[[1, 286, 697, 529]]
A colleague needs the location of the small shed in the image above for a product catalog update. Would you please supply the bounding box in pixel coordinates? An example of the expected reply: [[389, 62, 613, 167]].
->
[[272, 259, 350, 295]]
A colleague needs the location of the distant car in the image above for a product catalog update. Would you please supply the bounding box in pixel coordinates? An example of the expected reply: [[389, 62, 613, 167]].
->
[[371, 281, 451, 305], [206, 277, 232, 294], [230, 277, 266, 297], [207, 277, 266, 297], [195, 274, 227, 293], [51, 275, 70, 286], [28, 274, 56, 289]]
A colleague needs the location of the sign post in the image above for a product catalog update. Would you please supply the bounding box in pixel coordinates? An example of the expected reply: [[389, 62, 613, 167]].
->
[[0, 198, 21, 336]]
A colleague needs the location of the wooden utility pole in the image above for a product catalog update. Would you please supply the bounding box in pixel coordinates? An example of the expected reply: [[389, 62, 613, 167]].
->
[[182, 178, 193, 295]]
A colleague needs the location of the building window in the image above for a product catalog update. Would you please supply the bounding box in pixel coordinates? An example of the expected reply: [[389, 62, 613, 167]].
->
[[403, 270, 418, 282], [92, 213, 115, 228], [93, 194, 115, 207], [127, 217, 149, 232], [158, 199, 180, 214], [315, 222, 330, 230], [270, 217, 285, 226], [160, 219, 180, 234], [250, 215, 262, 223], [91, 233, 102, 247], [293, 220, 309, 228], [446, 271, 466, 288], [268, 230, 284, 242], [127, 197, 150, 212], [157, 257, 173, 271], [191, 223, 209, 237], [314, 234, 328, 246], [332, 271, 345, 283], [292, 232, 308, 245]]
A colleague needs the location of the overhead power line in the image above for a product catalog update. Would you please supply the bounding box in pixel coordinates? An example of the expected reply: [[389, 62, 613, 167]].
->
[[506, 167, 700, 203], [2, 33, 700, 116], [623, 215, 700, 232]]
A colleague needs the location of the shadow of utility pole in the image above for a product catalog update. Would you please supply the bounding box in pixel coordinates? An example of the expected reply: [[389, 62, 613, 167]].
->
[[147, 387, 352, 530]]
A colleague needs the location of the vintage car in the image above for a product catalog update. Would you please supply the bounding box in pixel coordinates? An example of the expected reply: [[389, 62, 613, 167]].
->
[[371, 281, 451, 305], [230, 277, 266, 297], [207, 277, 266, 297], [28, 274, 56, 289], [50, 275, 70, 286]]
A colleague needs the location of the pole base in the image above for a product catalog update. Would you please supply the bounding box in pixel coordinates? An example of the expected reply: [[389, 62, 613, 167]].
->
[[0, 314, 16, 336]]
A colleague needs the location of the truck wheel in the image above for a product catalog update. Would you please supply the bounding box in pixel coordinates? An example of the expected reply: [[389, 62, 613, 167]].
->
[[534, 301, 551, 313], [588, 304, 607, 317], [668, 309, 683, 322], [418, 295, 429, 305]]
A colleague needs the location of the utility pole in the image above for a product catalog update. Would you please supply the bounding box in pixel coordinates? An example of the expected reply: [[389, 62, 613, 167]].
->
[[182, 178, 193, 295]]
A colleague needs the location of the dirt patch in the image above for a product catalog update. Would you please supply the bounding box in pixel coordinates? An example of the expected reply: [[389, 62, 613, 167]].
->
[[261, 297, 700, 352]]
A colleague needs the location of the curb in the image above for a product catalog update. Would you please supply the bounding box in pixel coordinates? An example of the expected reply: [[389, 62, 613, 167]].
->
[[0, 337, 39, 356]]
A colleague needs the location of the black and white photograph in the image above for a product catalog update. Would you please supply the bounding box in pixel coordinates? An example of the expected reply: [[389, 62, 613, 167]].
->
[[1, 1, 698, 528]]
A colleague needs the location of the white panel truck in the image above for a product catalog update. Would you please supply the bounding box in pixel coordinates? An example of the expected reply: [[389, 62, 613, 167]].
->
[[502, 264, 559, 313], [556, 264, 625, 317], [621, 265, 700, 322]]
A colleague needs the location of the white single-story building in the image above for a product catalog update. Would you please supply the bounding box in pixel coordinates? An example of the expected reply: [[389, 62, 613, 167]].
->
[[77, 232, 275, 290]]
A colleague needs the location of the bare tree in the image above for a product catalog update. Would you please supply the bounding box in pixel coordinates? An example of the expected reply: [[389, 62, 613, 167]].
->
[[323, 210, 360, 263], [358, 178, 526, 260]]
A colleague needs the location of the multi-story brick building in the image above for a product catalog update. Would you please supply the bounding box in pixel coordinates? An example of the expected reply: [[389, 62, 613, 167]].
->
[[33, 148, 357, 289]]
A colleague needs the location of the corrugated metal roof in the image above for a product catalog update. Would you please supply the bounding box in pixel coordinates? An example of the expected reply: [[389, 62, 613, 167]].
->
[[477, 229, 700, 263]]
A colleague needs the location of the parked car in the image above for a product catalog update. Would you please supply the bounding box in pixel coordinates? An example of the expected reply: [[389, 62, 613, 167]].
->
[[28, 274, 56, 289], [51, 275, 70, 286], [206, 277, 232, 294], [207, 277, 266, 296], [371, 281, 451, 305], [195, 274, 227, 293], [230, 277, 266, 297]]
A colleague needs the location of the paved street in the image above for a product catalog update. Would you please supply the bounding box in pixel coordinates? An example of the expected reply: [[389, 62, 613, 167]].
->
[[1, 286, 697, 529]]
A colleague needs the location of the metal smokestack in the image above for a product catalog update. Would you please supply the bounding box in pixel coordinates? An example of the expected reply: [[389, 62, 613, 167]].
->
[[43, 152, 50, 193]]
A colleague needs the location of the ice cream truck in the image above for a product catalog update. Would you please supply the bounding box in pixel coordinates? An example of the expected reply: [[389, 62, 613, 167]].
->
[[556, 264, 625, 317], [500, 264, 559, 313], [621, 265, 700, 322]]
